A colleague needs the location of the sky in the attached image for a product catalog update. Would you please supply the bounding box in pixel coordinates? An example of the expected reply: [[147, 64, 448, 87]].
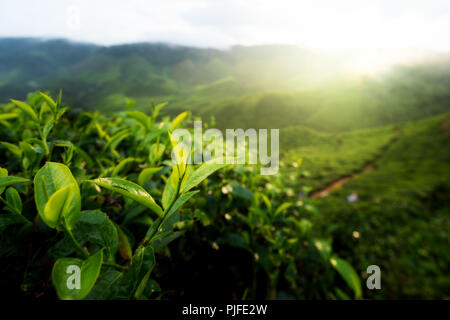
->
[[1, 0, 449, 51]]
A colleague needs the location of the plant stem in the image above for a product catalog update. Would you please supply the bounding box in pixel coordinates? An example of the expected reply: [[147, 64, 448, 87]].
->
[[64, 226, 89, 259], [140, 165, 186, 248]]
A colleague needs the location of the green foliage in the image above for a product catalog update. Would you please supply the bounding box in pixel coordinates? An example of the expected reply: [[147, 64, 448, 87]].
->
[[88, 178, 163, 217], [5, 187, 22, 214], [180, 161, 228, 193], [1, 89, 448, 300], [0, 92, 235, 300], [52, 249, 103, 300], [311, 113, 450, 299], [330, 257, 362, 299], [34, 162, 81, 230], [138, 167, 163, 186]]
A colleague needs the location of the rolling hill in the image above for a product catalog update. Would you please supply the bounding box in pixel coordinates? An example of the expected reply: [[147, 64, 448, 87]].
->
[[1, 38, 449, 132]]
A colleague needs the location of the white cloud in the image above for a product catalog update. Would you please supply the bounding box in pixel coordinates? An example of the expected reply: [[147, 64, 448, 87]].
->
[[0, 0, 449, 51]]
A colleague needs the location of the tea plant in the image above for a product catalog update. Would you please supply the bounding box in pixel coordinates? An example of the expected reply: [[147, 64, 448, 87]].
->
[[0, 92, 228, 299], [0, 91, 362, 300]]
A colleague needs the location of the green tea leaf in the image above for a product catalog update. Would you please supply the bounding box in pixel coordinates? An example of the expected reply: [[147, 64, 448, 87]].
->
[[39, 92, 57, 114], [0, 167, 8, 195], [10, 99, 38, 122], [43, 184, 78, 229], [0, 113, 19, 121], [0, 142, 22, 158], [5, 187, 22, 214], [137, 130, 164, 153], [166, 190, 199, 218], [56, 107, 68, 120], [260, 194, 272, 212], [314, 238, 332, 260], [274, 202, 293, 216], [171, 111, 188, 131], [180, 160, 227, 193], [148, 143, 165, 164], [0, 176, 30, 195], [138, 167, 163, 186], [115, 224, 132, 260], [42, 119, 55, 139], [297, 218, 312, 235], [52, 249, 103, 300], [229, 181, 253, 201], [88, 178, 163, 217], [84, 266, 122, 300], [75, 146, 94, 167], [330, 257, 362, 299], [104, 129, 129, 152], [56, 90, 62, 107], [111, 157, 137, 177], [162, 165, 180, 210], [34, 162, 81, 230], [106, 246, 154, 299], [126, 111, 151, 130], [134, 247, 156, 299], [0, 214, 25, 232], [152, 102, 168, 119], [76, 210, 118, 261]]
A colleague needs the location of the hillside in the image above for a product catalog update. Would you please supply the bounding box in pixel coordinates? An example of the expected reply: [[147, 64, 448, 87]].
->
[[308, 113, 450, 298], [1, 38, 450, 132]]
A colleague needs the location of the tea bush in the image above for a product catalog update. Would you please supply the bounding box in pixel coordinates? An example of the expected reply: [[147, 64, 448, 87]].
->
[[0, 91, 361, 300]]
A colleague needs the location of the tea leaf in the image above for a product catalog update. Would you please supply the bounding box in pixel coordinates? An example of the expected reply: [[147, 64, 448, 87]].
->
[[11, 99, 38, 122], [52, 249, 103, 300], [274, 202, 293, 216], [34, 162, 81, 230], [0, 113, 19, 121], [42, 119, 55, 139], [0, 176, 30, 195], [166, 190, 199, 218], [107, 246, 154, 299], [104, 129, 129, 152], [0, 142, 22, 158], [148, 143, 165, 164], [138, 167, 163, 186], [111, 157, 138, 177], [126, 111, 151, 130], [39, 92, 57, 114], [330, 257, 362, 299], [0, 214, 25, 232], [180, 160, 227, 193], [5, 187, 22, 214], [314, 238, 332, 260], [76, 210, 118, 261], [43, 184, 78, 229], [116, 224, 133, 261], [171, 111, 188, 131], [88, 178, 163, 217], [162, 165, 179, 209], [134, 247, 156, 299]]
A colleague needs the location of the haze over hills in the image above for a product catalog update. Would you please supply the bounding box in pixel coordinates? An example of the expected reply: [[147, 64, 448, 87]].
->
[[1, 37, 450, 131]]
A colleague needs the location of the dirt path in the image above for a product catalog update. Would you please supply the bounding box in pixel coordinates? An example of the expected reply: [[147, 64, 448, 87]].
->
[[309, 162, 375, 198], [309, 131, 401, 199]]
